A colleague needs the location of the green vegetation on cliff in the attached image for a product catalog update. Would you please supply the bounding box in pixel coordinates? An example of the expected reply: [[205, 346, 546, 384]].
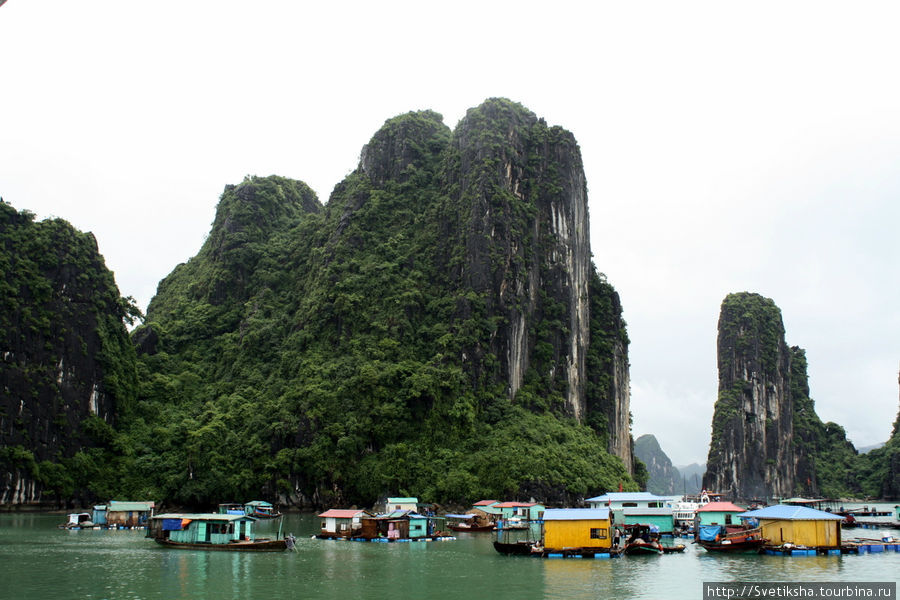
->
[[0, 200, 139, 504], [123, 100, 636, 508]]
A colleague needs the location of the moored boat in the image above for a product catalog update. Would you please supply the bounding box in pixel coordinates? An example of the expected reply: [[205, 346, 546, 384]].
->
[[623, 539, 664, 555], [622, 523, 664, 555], [697, 524, 767, 553], [147, 513, 289, 551], [59, 513, 94, 529], [492, 540, 538, 555], [445, 513, 495, 532]]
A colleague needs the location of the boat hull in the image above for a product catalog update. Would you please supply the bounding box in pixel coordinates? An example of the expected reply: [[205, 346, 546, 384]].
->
[[699, 540, 765, 553], [154, 538, 287, 552], [493, 541, 536, 555], [449, 524, 495, 533]]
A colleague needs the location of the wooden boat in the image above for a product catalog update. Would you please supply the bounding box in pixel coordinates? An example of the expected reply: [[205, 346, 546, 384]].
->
[[493, 540, 537, 555], [444, 513, 495, 532], [147, 513, 288, 551], [449, 522, 495, 532], [698, 525, 767, 553], [622, 523, 663, 555], [59, 513, 94, 529], [623, 539, 664, 555], [662, 544, 686, 553]]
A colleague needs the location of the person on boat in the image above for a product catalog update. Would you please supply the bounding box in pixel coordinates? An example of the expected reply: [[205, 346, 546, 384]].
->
[[613, 528, 621, 548]]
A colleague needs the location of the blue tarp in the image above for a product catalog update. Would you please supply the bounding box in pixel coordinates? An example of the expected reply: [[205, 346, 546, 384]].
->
[[162, 519, 185, 531], [699, 525, 724, 542], [444, 514, 474, 519]]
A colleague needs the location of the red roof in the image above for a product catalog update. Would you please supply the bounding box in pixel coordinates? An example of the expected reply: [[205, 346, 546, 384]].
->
[[318, 509, 369, 518], [697, 501, 744, 513], [473, 500, 499, 506], [494, 501, 536, 508]]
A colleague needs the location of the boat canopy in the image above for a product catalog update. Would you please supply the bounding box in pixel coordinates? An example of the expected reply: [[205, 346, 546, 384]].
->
[[699, 524, 724, 541]]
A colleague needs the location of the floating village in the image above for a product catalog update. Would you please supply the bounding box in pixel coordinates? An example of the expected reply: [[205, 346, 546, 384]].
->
[[54, 492, 900, 559]]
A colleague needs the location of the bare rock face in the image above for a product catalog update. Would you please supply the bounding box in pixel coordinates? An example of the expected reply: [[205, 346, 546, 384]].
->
[[448, 99, 592, 420], [704, 293, 796, 500]]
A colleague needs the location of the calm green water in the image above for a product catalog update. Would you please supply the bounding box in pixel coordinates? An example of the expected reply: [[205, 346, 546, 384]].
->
[[1, 513, 897, 600]]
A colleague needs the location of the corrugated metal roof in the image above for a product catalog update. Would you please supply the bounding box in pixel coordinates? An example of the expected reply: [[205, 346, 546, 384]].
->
[[622, 507, 673, 516], [494, 501, 538, 508], [696, 501, 745, 513], [318, 509, 369, 519], [737, 505, 843, 521], [543, 508, 610, 521], [473, 500, 499, 506], [586, 492, 670, 503], [151, 513, 254, 522], [386, 497, 418, 503]]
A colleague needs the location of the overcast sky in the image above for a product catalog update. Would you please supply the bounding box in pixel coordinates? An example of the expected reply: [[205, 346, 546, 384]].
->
[[2, 1, 897, 466]]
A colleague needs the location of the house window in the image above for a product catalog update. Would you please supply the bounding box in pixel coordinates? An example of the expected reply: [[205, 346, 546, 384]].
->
[[623, 503, 637, 507], [321, 522, 326, 529], [412, 524, 422, 531], [590, 528, 608, 539], [725, 515, 732, 525]]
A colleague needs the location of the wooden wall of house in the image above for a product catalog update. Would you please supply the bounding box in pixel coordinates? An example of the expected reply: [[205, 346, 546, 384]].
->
[[543, 519, 612, 551]]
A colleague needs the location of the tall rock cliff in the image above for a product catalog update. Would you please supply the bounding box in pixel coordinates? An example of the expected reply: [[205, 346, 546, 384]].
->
[[704, 293, 797, 500], [132, 99, 636, 507], [444, 100, 592, 420], [0, 200, 137, 505], [704, 292, 866, 500]]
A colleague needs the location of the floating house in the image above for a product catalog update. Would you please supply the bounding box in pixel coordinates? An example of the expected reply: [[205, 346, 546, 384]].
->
[[385, 497, 419, 512], [542, 508, 613, 552], [318, 509, 373, 538], [106, 501, 155, 528], [147, 513, 287, 551], [586, 492, 670, 510], [494, 501, 545, 522], [737, 505, 843, 549], [622, 507, 675, 534], [244, 500, 280, 519], [695, 501, 745, 527], [358, 509, 446, 541]]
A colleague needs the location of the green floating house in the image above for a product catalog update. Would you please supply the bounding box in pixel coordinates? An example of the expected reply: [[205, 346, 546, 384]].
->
[[494, 501, 546, 521], [695, 501, 745, 527], [622, 507, 675, 534]]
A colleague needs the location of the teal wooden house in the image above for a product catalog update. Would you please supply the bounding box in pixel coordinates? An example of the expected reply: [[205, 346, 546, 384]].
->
[[150, 513, 258, 544], [386, 497, 419, 512], [494, 501, 546, 521], [695, 501, 745, 526], [622, 507, 675, 533]]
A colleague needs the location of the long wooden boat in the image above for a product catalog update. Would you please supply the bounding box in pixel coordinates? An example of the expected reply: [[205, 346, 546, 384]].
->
[[698, 525, 767, 553], [449, 522, 495, 532], [153, 537, 287, 551], [148, 513, 289, 552]]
